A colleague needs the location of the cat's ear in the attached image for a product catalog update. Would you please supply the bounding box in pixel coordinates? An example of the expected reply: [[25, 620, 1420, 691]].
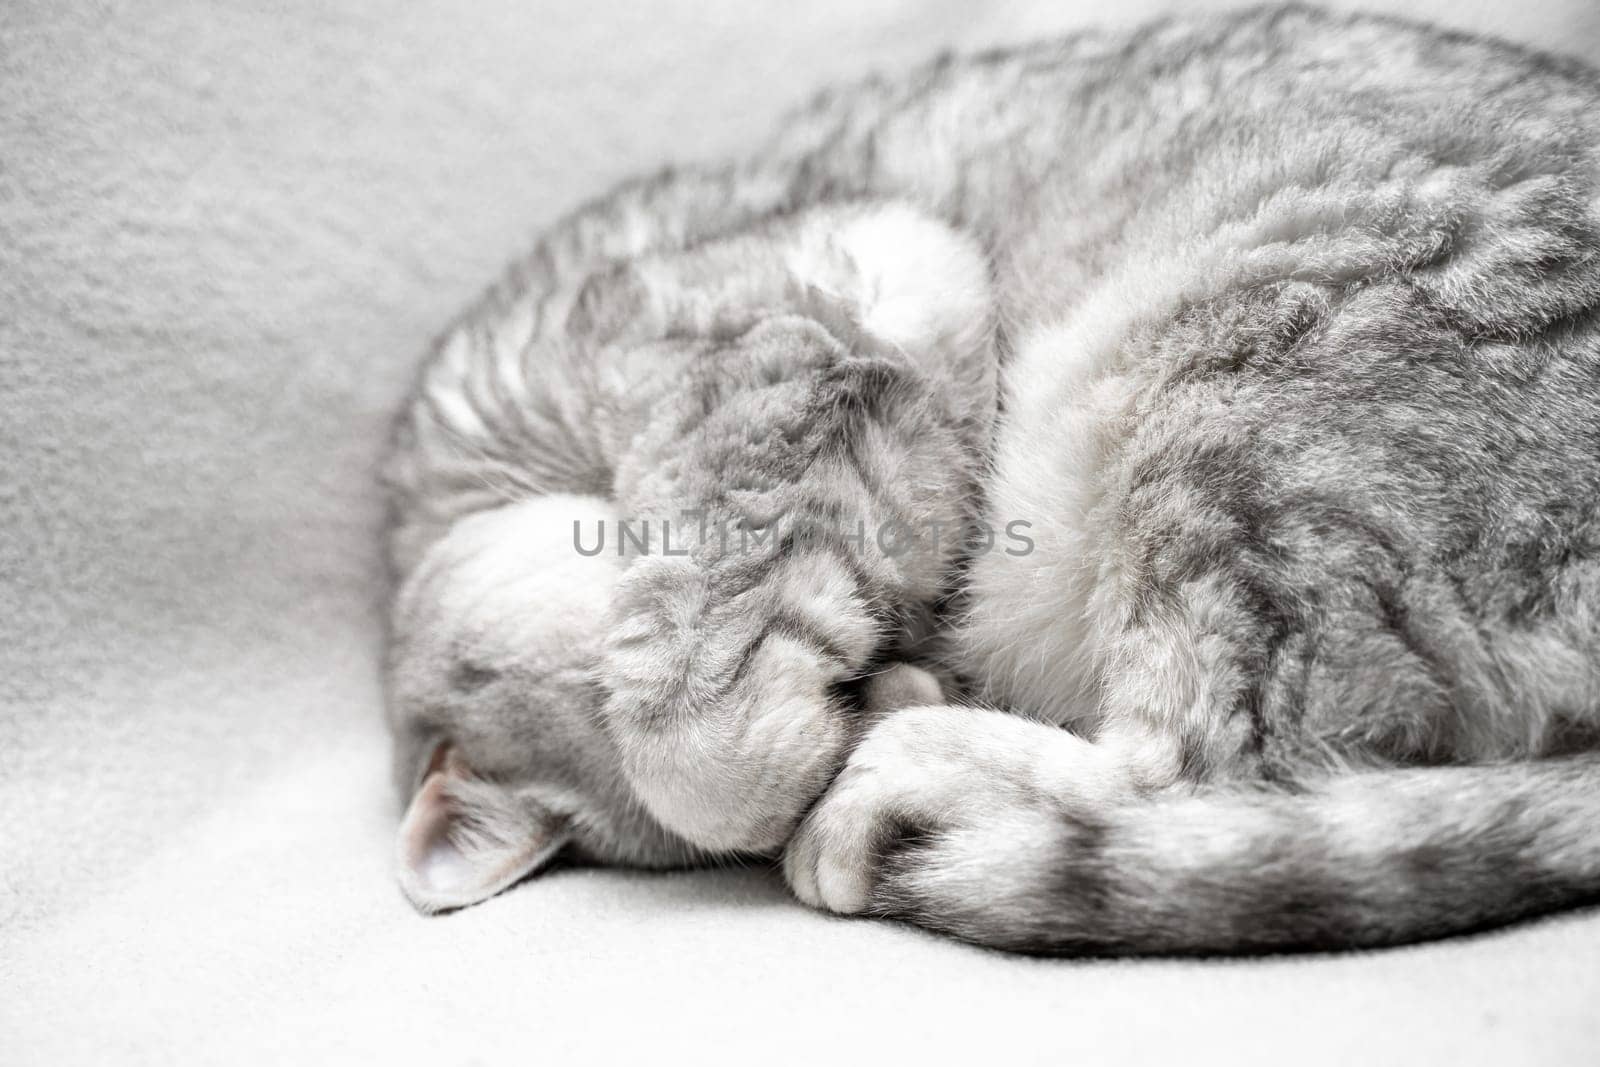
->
[[396, 746, 568, 914]]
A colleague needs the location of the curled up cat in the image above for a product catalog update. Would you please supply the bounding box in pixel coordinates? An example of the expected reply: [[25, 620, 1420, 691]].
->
[[380, 6, 1600, 954]]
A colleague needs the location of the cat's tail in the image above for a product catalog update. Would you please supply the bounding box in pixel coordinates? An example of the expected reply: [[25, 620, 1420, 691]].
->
[[873, 754, 1600, 954]]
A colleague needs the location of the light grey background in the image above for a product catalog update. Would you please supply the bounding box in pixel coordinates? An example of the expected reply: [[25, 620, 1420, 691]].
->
[[4, 1, 1599, 1062]]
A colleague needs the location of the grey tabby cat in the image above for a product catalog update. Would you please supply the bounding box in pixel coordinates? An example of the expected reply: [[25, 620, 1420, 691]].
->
[[382, 5, 1600, 954]]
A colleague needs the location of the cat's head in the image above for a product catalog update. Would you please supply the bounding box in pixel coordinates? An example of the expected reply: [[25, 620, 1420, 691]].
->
[[385, 493, 694, 913], [384, 201, 995, 911]]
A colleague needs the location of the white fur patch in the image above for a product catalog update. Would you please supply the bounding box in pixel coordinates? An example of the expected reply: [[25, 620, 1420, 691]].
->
[[787, 203, 992, 373]]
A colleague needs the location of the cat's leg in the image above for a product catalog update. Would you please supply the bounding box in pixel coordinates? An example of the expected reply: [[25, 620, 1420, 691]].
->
[[592, 204, 997, 855], [781, 696, 1194, 912], [785, 529, 1272, 921], [599, 327, 979, 854]]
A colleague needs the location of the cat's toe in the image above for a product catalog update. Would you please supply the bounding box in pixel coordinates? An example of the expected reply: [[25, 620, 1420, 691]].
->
[[782, 769, 880, 914], [780, 822, 827, 909]]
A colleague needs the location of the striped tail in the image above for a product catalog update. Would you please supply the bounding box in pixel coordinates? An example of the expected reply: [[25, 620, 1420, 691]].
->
[[877, 755, 1600, 954]]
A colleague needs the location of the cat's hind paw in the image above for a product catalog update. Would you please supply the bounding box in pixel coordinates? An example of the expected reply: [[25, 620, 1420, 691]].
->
[[783, 704, 985, 915], [782, 705, 1101, 917]]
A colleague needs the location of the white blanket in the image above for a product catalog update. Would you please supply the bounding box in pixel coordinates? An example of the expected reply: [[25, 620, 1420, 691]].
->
[[4, 1, 1599, 1062]]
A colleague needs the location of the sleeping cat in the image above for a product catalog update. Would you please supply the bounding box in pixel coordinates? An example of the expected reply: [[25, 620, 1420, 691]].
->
[[381, 5, 1600, 953]]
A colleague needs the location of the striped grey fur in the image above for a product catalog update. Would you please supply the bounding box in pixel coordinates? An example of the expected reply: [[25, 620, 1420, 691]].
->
[[384, 6, 1600, 950]]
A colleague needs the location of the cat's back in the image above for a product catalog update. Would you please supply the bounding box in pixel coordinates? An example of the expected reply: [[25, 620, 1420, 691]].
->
[[919, 8, 1600, 765], [780, 6, 1600, 332]]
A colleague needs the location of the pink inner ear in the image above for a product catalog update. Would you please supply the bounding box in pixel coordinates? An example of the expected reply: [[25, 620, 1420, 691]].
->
[[396, 759, 565, 914], [398, 773, 475, 896], [422, 740, 453, 779]]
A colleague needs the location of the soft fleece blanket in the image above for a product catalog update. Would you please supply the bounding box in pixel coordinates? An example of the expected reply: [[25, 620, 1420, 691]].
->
[[4, 1, 1599, 1063]]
